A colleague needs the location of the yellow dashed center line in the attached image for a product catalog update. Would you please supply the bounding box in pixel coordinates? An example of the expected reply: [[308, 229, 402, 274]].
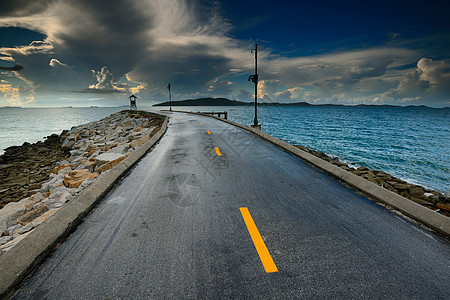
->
[[239, 207, 278, 273], [207, 131, 211, 135], [214, 147, 222, 156], [200, 123, 204, 126]]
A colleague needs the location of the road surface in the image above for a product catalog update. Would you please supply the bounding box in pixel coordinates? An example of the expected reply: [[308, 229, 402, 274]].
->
[[11, 112, 450, 299]]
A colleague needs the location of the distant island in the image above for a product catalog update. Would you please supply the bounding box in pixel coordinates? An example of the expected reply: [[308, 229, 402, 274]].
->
[[153, 98, 248, 106], [153, 97, 433, 108]]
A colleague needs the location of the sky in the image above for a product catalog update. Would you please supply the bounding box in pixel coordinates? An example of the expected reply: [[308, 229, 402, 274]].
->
[[0, 0, 449, 108]]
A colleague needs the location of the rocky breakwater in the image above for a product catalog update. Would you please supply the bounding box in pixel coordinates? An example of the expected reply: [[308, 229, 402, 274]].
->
[[294, 145, 450, 217], [0, 110, 165, 253]]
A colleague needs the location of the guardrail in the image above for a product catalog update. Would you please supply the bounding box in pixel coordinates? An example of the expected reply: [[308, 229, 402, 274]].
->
[[197, 111, 228, 120]]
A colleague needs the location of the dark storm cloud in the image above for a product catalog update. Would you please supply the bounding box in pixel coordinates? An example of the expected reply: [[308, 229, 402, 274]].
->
[[48, 0, 237, 91], [208, 80, 233, 96], [0, 64, 24, 71], [0, 0, 249, 98], [0, 0, 56, 17], [0, 0, 449, 106], [74, 88, 126, 94]]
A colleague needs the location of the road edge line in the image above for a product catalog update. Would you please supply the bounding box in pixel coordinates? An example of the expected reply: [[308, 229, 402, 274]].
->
[[0, 114, 169, 298]]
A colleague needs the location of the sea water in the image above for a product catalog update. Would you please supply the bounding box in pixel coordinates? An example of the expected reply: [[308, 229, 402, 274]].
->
[[1, 105, 449, 193], [0, 107, 122, 154]]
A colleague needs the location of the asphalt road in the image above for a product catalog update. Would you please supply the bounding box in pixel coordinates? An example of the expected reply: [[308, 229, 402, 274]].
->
[[11, 112, 450, 299]]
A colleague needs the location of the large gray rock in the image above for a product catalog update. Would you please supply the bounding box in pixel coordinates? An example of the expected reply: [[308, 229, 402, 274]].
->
[[6, 224, 22, 236], [69, 149, 83, 157], [57, 166, 72, 176], [56, 160, 70, 166], [409, 186, 424, 196], [107, 144, 129, 155], [46, 189, 72, 209], [0, 199, 33, 232], [0, 235, 13, 245], [31, 192, 46, 209], [95, 152, 126, 167], [40, 174, 65, 193], [61, 139, 75, 150], [76, 161, 95, 172]]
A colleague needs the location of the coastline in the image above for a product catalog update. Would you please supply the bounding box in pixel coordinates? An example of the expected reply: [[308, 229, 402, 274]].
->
[[0, 110, 165, 253], [152, 97, 448, 108], [0, 106, 125, 156]]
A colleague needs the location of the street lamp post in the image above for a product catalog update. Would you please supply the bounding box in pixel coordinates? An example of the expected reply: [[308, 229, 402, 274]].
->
[[248, 44, 260, 129], [167, 83, 172, 111]]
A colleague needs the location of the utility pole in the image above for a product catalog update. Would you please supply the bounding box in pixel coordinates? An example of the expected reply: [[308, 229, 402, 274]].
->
[[248, 43, 260, 129], [167, 83, 172, 111]]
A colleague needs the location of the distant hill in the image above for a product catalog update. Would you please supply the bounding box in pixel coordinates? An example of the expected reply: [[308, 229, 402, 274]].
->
[[153, 97, 315, 107], [153, 97, 433, 108], [153, 98, 249, 106], [354, 104, 430, 108]]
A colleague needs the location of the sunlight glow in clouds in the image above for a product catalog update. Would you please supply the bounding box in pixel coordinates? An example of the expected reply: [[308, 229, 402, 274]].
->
[[0, 0, 449, 107]]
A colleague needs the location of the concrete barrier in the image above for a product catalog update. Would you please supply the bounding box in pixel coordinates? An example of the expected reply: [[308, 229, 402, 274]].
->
[[0, 115, 169, 298], [187, 111, 450, 238]]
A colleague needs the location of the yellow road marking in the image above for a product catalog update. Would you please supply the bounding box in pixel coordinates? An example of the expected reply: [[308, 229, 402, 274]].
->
[[214, 147, 222, 156], [239, 207, 278, 273], [200, 123, 204, 126], [207, 131, 211, 135]]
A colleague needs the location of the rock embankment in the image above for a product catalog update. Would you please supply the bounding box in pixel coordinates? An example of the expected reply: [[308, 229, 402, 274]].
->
[[0, 134, 69, 208], [294, 145, 450, 217], [0, 110, 164, 253]]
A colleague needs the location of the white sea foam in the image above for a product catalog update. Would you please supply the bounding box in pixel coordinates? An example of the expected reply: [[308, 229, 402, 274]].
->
[[401, 177, 432, 190]]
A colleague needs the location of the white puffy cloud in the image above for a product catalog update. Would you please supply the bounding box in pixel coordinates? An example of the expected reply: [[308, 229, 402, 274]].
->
[[90, 66, 114, 90], [383, 58, 450, 105], [417, 58, 450, 89], [273, 87, 305, 102], [256, 80, 306, 103], [264, 47, 418, 96], [49, 58, 66, 68], [0, 80, 34, 106], [257, 80, 285, 99], [0, 81, 19, 104], [227, 47, 434, 105]]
